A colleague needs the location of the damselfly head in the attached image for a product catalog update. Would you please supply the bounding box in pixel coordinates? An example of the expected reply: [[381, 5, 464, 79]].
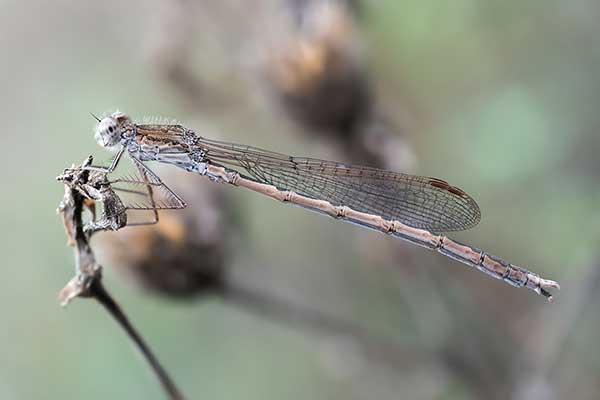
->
[[94, 111, 131, 150]]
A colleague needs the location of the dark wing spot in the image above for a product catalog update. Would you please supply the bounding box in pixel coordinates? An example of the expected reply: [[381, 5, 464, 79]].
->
[[428, 178, 468, 197]]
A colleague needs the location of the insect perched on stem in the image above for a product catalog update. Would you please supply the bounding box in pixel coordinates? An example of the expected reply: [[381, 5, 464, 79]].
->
[[87, 111, 560, 300]]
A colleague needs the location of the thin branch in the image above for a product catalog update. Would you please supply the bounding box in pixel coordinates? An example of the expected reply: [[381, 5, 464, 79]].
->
[[57, 157, 186, 400], [90, 279, 185, 400]]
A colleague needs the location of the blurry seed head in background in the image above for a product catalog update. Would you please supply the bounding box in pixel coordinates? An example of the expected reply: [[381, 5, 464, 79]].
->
[[95, 170, 232, 298]]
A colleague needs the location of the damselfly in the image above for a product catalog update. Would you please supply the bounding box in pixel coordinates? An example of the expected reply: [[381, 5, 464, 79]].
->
[[87, 111, 560, 300]]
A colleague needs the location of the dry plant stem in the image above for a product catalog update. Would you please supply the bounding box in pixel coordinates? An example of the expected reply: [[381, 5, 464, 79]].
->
[[89, 280, 185, 400], [57, 158, 186, 400]]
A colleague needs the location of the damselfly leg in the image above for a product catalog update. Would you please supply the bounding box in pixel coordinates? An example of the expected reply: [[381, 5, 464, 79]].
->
[[58, 155, 186, 235]]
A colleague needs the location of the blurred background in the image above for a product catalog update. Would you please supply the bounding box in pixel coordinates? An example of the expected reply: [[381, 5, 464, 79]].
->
[[1, 0, 599, 399]]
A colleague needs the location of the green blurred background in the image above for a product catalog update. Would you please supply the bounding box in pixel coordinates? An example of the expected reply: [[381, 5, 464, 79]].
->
[[1, 0, 599, 399]]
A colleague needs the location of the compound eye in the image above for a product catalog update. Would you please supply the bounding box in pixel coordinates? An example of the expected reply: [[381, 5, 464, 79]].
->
[[108, 125, 114, 133]]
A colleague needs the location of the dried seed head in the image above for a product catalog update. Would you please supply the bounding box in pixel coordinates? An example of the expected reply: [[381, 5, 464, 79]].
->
[[95, 171, 234, 298], [266, 0, 369, 135]]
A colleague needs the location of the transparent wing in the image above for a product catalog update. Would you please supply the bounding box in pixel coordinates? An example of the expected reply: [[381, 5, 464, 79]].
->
[[199, 137, 481, 232], [111, 157, 186, 211]]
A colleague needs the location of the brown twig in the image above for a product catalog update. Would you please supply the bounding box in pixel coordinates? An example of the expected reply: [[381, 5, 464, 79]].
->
[[90, 279, 185, 400], [57, 157, 186, 400]]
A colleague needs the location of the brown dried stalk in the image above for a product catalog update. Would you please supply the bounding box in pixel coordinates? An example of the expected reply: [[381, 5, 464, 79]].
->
[[56, 156, 185, 400]]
